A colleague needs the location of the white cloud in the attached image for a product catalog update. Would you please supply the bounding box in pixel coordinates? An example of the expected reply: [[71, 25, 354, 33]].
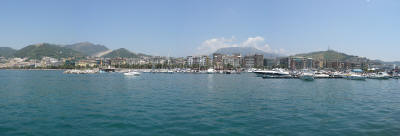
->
[[197, 36, 287, 55]]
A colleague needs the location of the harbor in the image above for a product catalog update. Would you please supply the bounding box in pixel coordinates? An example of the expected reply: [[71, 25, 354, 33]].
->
[[63, 67, 400, 81]]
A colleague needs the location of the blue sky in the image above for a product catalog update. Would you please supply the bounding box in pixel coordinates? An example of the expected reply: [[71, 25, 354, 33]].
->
[[0, 0, 399, 61]]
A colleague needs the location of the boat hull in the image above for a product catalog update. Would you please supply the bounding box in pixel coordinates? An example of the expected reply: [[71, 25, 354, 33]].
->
[[344, 76, 366, 80], [300, 75, 314, 81]]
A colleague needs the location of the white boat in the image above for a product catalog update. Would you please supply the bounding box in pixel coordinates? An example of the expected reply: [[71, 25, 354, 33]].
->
[[369, 72, 390, 80], [299, 72, 314, 81], [207, 68, 216, 74], [124, 71, 141, 76], [343, 73, 366, 80], [254, 69, 291, 78], [314, 72, 330, 78], [332, 72, 344, 78]]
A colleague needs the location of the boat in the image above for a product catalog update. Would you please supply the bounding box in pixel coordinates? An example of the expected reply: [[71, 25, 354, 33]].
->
[[254, 68, 291, 78], [369, 72, 390, 80], [299, 72, 315, 81], [343, 73, 366, 80], [299, 72, 314, 81], [167, 70, 174, 74], [314, 72, 330, 78], [393, 73, 400, 79], [207, 68, 216, 74], [123, 71, 141, 76], [331, 72, 344, 78], [63, 69, 98, 74]]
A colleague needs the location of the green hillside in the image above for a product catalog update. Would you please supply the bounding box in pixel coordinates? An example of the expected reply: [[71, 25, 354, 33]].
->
[[0, 47, 17, 58], [294, 50, 358, 61], [102, 48, 139, 58], [14, 43, 84, 59]]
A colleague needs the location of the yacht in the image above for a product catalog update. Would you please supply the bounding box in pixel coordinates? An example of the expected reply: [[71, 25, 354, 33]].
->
[[254, 68, 291, 78], [314, 72, 330, 78], [369, 72, 390, 80], [343, 73, 366, 80]]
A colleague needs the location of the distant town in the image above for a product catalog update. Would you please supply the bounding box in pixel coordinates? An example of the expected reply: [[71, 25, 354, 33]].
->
[[0, 42, 398, 72]]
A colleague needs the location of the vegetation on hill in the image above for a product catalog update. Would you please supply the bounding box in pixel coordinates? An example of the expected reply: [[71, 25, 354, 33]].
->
[[101, 48, 144, 58], [64, 42, 109, 56], [14, 43, 84, 59], [294, 50, 360, 61], [0, 47, 17, 58]]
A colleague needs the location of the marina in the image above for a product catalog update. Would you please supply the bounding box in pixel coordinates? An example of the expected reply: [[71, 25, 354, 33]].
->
[[62, 68, 400, 81]]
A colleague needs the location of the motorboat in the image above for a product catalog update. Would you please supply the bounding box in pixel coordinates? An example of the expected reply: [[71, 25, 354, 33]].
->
[[254, 68, 291, 78], [124, 71, 141, 76], [314, 72, 330, 78], [369, 72, 390, 80], [299, 72, 315, 81], [331, 72, 344, 78], [207, 68, 216, 74], [343, 73, 366, 80]]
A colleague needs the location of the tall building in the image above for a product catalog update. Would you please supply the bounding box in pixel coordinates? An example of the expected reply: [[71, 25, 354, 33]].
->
[[254, 54, 264, 68], [213, 53, 223, 70], [279, 57, 290, 69], [243, 54, 264, 68], [222, 54, 241, 69], [288, 57, 313, 70], [186, 56, 194, 66]]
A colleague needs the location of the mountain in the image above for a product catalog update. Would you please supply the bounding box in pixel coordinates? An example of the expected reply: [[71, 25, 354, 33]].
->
[[101, 48, 148, 58], [293, 50, 374, 63], [14, 43, 84, 59], [64, 42, 109, 56], [0, 47, 17, 58], [214, 47, 283, 58]]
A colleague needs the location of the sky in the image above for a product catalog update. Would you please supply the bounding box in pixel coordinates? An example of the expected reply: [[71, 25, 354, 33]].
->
[[0, 0, 399, 61]]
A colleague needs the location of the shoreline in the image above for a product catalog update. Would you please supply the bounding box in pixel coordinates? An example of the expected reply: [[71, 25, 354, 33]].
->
[[0, 69, 66, 71]]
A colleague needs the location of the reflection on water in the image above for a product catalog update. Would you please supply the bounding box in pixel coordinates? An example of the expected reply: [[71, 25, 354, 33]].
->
[[207, 74, 214, 90]]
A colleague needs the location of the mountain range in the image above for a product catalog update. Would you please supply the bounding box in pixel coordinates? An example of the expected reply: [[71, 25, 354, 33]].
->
[[0, 42, 149, 59], [214, 47, 283, 58], [14, 43, 84, 59], [0, 43, 396, 65]]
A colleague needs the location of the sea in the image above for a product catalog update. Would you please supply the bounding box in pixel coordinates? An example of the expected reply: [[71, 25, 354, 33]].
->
[[0, 70, 400, 136]]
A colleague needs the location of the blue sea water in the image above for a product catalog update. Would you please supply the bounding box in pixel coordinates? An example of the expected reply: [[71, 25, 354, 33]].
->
[[0, 70, 400, 136]]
